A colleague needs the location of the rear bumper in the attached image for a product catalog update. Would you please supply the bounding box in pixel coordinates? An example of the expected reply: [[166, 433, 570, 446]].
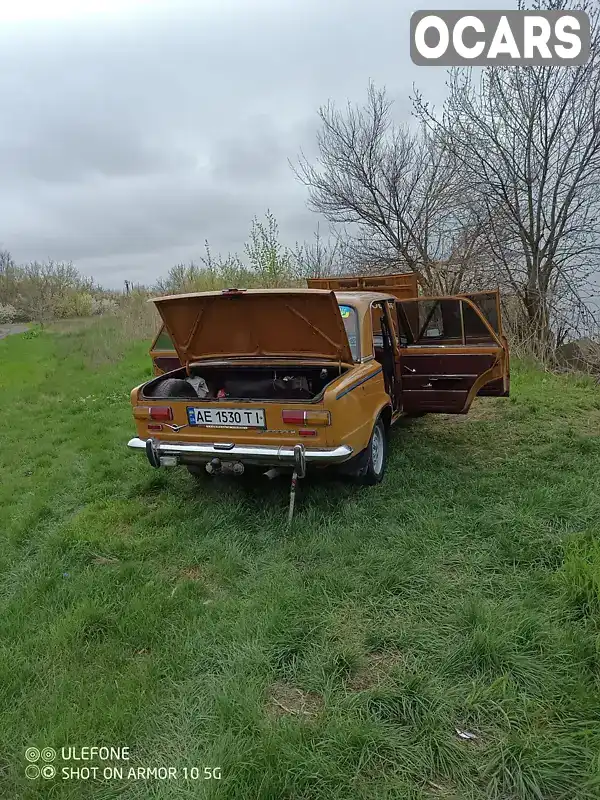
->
[[127, 437, 353, 468]]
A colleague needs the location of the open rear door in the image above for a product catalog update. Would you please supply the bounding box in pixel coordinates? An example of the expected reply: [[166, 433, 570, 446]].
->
[[396, 293, 509, 414], [458, 290, 509, 397]]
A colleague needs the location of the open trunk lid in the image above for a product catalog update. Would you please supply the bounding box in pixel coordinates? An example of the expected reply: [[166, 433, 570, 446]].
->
[[151, 289, 354, 365]]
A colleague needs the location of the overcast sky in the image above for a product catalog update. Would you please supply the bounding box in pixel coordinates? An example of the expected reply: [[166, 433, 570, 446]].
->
[[0, 0, 513, 289]]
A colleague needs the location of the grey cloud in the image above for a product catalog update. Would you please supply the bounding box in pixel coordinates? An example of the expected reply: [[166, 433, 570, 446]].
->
[[0, 0, 512, 288]]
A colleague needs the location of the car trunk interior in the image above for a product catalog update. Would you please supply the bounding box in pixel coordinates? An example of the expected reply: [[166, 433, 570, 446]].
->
[[142, 364, 348, 402]]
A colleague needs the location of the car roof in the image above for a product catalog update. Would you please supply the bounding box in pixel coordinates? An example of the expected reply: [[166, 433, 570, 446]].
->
[[150, 288, 396, 308], [334, 291, 396, 306]]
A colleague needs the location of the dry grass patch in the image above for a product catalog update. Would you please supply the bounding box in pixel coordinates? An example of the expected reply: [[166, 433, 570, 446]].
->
[[266, 682, 324, 719], [176, 564, 220, 588], [178, 566, 205, 581], [91, 554, 121, 566], [424, 778, 459, 797], [46, 317, 97, 334], [170, 564, 222, 603], [347, 651, 404, 691]]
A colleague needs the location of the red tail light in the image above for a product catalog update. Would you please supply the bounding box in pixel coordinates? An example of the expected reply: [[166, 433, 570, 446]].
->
[[298, 429, 317, 437], [282, 410, 306, 424], [149, 406, 173, 421], [282, 410, 331, 426]]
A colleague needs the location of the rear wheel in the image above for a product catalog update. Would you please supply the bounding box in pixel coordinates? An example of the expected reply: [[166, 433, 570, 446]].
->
[[354, 417, 388, 485]]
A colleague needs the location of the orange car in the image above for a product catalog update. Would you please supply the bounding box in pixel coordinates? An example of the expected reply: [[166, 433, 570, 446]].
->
[[128, 274, 509, 484]]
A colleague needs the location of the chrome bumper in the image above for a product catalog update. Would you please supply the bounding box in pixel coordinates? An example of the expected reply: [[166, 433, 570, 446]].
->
[[127, 437, 353, 468]]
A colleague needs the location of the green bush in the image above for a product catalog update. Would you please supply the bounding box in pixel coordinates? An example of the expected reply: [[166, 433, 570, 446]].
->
[[0, 250, 117, 322], [0, 303, 18, 323]]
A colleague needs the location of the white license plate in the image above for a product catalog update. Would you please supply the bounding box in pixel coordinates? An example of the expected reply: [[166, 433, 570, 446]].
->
[[186, 406, 266, 429]]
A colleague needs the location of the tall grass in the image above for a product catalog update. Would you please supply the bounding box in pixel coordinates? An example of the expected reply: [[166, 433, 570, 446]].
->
[[1, 331, 600, 798], [50, 291, 159, 367]]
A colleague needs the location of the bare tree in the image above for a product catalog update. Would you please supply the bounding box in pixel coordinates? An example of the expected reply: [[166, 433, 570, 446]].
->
[[413, 0, 600, 355], [294, 82, 494, 292]]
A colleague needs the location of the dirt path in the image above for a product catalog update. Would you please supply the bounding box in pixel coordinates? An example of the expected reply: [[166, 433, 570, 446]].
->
[[0, 324, 29, 340]]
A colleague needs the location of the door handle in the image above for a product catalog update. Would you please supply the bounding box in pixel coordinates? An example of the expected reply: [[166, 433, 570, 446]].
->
[[403, 365, 416, 373]]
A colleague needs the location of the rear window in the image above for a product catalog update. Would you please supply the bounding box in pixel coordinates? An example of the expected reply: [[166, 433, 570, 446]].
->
[[339, 304, 359, 360]]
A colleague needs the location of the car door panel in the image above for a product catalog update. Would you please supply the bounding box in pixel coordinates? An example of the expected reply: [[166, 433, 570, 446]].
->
[[400, 350, 504, 413], [396, 295, 509, 415]]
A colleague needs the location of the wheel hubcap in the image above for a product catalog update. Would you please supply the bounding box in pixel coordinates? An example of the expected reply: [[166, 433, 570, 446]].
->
[[371, 426, 384, 474]]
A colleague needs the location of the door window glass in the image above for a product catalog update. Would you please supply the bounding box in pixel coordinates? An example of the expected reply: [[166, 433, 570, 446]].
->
[[461, 292, 501, 334], [397, 298, 498, 346]]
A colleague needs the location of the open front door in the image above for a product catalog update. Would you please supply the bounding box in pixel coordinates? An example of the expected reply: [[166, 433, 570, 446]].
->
[[396, 294, 509, 415]]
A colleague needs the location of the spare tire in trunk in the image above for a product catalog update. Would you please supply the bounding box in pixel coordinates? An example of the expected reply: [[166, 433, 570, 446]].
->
[[152, 378, 199, 399]]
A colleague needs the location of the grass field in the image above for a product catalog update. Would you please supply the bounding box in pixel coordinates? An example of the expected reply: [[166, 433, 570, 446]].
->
[[1, 322, 600, 799]]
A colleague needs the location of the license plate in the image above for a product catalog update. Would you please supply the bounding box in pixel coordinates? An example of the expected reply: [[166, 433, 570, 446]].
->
[[186, 406, 266, 429]]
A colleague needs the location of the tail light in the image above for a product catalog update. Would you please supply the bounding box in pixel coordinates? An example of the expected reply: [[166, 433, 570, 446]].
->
[[149, 406, 173, 421], [133, 405, 173, 421], [298, 429, 317, 437], [282, 410, 330, 426]]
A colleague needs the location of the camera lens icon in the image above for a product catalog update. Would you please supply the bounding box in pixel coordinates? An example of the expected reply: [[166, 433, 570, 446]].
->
[[41, 765, 56, 780], [41, 748, 56, 763], [25, 765, 40, 780], [25, 748, 40, 763]]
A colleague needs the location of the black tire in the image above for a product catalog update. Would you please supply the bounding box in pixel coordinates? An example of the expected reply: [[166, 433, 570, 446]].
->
[[154, 378, 198, 399], [354, 417, 388, 485]]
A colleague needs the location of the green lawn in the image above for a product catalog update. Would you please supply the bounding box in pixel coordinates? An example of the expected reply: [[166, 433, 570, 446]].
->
[[1, 324, 600, 799]]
